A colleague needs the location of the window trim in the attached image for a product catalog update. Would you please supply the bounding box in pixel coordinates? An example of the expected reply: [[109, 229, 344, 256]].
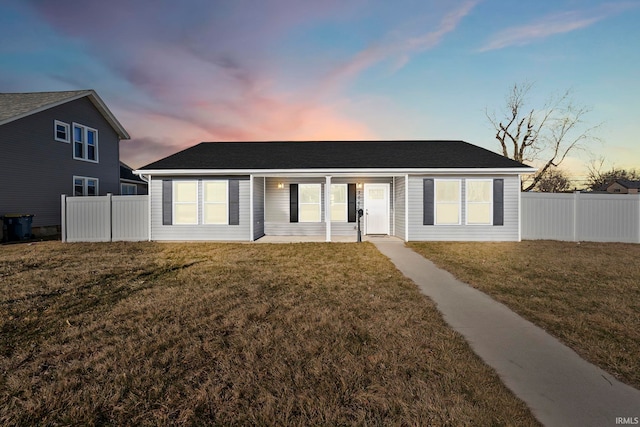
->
[[434, 179, 461, 226], [330, 183, 348, 223], [173, 180, 199, 225], [299, 183, 322, 223], [54, 120, 70, 143], [73, 176, 99, 197], [202, 180, 229, 225], [465, 179, 493, 225], [72, 122, 99, 163], [121, 183, 137, 195]]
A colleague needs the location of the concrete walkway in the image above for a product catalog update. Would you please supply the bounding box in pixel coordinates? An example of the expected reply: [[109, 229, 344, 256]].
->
[[371, 237, 640, 427]]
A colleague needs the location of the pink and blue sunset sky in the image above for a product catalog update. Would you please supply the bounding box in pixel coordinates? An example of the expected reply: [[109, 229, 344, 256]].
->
[[2, 0, 639, 183]]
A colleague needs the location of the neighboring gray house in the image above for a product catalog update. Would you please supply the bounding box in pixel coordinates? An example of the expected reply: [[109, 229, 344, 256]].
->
[[135, 141, 535, 242], [0, 90, 130, 236], [120, 162, 148, 195], [604, 179, 640, 194]]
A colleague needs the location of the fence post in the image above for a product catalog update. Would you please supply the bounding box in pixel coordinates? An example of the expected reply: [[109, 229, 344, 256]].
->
[[107, 193, 113, 242], [61, 194, 67, 242], [573, 191, 579, 242]]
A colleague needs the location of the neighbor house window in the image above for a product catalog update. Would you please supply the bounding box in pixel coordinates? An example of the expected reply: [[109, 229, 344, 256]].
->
[[173, 181, 198, 225], [203, 181, 228, 224], [73, 176, 98, 196], [435, 180, 461, 225], [54, 120, 70, 143], [466, 180, 492, 224], [299, 184, 321, 222], [330, 184, 347, 222], [73, 123, 98, 162], [121, 183, 137, 195]]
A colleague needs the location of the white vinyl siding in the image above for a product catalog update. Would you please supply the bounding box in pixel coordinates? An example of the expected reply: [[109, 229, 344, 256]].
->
[[203, 181, 228, 224], [435, 180, 461, 225], [466, 180, 492, 225], [54, 120, 70, 143], [331, 184, 347, 222], [173, 181, 198, 225], [299, 184, 321, 222]]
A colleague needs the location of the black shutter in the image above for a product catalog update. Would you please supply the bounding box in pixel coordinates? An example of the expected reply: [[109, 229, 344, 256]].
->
[[228, 179, 240, 225], [162, 179, 172, 225], [347, 183, 356, 222], [493, 179, 504, 226], [290, 184, 298, 223], [423, 179, 434, 225]]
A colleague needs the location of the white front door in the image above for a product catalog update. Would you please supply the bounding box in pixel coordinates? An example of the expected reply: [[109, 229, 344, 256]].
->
[[364, 183, 389, 235]]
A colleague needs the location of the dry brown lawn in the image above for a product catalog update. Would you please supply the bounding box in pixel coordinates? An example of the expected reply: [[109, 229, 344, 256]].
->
[[0, 241, 537, 426], [408, 240, 640, 390]]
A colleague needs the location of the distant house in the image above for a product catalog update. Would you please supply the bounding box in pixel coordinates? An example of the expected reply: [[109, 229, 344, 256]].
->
[[136, 140, 535, 242], [605, 179, 640, 194], [120, 162, 148, 195], [0, 90, 130, 236]]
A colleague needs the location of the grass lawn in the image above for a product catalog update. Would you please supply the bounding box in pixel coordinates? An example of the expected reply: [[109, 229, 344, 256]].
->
[[0, 241, 537, 425], [408, 240, 640, 390]]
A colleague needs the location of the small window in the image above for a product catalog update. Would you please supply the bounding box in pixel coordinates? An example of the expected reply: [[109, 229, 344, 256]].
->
[[466, 180, 492, 224], [73, 176, 99, 196], [73, 123, 99, 162], [203, 181, 228, 224], [121, 183, 137, 195], [435, 180, 461, 225], [299, 184, 321, 222], [330, 184, 347, 222], [173, 181, 198, 224], [54, 120, 70, 143]]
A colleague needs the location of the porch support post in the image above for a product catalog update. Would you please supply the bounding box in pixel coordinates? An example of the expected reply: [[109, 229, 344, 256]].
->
[[325, 175, 332, 242]]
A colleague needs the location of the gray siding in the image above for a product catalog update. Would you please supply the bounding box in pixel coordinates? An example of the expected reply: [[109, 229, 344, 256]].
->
[[0, 97, 121, 228], [264, 176, 395, 237], [394, 176, 406, 240], [407, 175, 521, 241], [150, 178, 251, 241], [252, 176, 265, 240]]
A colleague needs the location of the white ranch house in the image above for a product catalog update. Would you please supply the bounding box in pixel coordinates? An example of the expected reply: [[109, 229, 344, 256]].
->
[[134, 140, 535, 242]]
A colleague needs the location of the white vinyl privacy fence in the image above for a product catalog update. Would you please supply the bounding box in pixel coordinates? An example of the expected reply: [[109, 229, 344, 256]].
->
[[61, 194, 149, 242], [521, 192, 640, 243]]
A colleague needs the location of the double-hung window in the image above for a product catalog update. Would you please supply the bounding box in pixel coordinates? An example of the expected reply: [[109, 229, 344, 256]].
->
[[434, 180, 461, 225], [54, 120, 70, 143], [203, 181, 228, 224], [73, 176, 98, 196], [121, 183, 137, 195], [330, 184, 347, 222], [466, 180, 492, 224], [173, 181, 198, 224], [73, 123, 98, 162], [299, 184, 321, 222]]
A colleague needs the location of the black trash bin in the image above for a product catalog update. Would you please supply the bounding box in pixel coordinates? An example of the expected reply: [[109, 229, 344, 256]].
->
[[1, 214, 34, 242]]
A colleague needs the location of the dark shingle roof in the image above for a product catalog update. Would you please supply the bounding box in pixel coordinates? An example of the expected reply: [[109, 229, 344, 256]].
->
[[120, 162, 147, 184], [0, 90, 130, 139], [616, 179, 640, 189], [139, 140, 531, 170]]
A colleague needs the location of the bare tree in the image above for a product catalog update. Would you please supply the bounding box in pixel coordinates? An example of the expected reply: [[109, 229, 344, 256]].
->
[[533, 167, 571, 192], [585, 158, 640, 191], [487, 82, 599, 191]]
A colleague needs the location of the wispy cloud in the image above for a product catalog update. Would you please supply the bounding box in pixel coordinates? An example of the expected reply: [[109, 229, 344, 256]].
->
[[479, 2, 638, 52], [326, 1, 479, 86]]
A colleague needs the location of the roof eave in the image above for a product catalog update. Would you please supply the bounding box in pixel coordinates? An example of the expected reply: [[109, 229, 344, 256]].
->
[[135, 166, 537, 177]]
